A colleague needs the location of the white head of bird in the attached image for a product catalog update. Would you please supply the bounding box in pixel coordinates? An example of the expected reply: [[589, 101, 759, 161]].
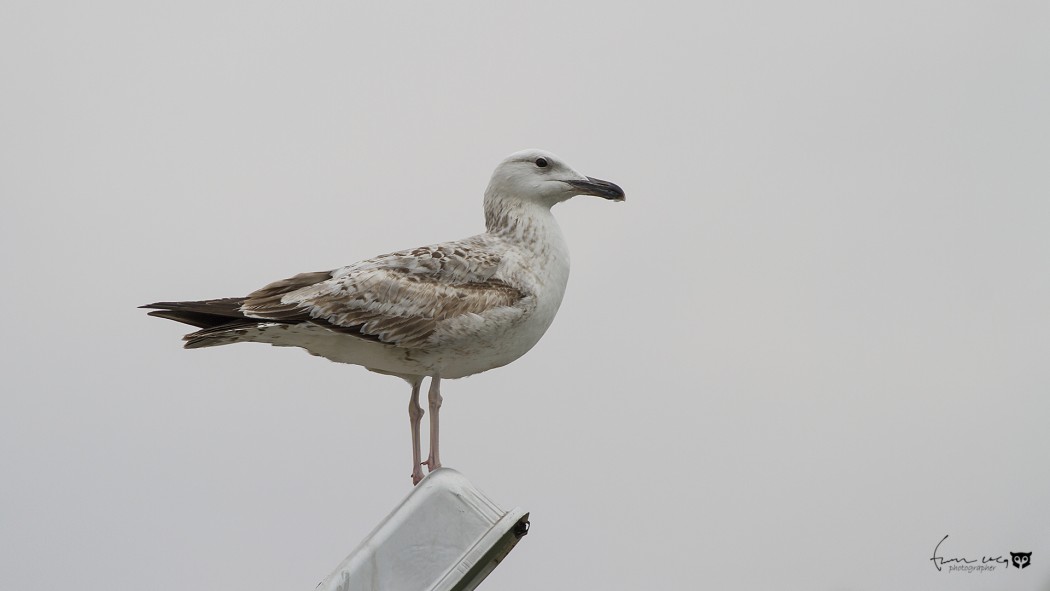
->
[[484, 149, 626, 210]]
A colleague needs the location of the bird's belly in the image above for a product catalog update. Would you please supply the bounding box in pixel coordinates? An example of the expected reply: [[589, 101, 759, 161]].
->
[[248, 324, 429, 376], [424, 279, 565, 378], [245, 320, 533, 380]]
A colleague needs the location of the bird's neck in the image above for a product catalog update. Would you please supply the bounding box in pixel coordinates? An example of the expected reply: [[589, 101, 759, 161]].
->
[[483, 191, 571, 300], [483, 193, 559, 243]]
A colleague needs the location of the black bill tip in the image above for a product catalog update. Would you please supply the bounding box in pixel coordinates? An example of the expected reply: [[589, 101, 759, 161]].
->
[[565, 177, 626, 201]]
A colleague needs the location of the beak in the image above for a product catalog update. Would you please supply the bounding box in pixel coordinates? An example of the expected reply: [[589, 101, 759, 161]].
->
[[565, 177, 626, 201]]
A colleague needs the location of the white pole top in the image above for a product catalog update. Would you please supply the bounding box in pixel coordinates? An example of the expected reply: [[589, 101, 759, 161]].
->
[[315, 468, 529, 591]]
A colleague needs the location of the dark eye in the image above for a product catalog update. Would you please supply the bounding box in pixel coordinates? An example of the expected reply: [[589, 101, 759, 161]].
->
[[535, 157, 548, 168]]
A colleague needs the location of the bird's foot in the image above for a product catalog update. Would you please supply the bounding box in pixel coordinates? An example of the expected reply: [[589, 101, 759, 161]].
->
[[423, 456, 441, 472], [411, 466, 425, 485]]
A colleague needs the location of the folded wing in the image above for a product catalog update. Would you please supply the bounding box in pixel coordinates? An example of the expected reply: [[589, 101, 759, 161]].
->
[[244, 240, 525, 349]]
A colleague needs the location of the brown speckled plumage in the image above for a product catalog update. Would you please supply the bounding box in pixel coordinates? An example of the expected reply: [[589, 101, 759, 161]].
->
[[142, 149, 623, 485]]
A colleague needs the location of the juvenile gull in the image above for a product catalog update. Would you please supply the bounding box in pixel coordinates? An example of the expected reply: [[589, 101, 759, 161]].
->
[[143, 149, 625, 484]]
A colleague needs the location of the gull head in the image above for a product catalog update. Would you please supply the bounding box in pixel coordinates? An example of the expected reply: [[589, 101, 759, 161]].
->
[[485, 149, 625, 208]]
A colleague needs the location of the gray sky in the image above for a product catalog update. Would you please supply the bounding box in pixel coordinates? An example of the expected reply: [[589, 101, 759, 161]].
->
[[2, 2, 1049, 590]]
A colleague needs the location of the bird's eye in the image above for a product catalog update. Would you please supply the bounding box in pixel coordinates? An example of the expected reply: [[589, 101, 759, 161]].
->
[[535, 157, 548, 168]]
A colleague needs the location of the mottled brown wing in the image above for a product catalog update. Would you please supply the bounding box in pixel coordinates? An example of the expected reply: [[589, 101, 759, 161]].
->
[[241, 242, 524, 348]]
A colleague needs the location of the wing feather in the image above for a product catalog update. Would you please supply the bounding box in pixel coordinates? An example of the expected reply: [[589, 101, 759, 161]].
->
[[241, 238, 525, 349]]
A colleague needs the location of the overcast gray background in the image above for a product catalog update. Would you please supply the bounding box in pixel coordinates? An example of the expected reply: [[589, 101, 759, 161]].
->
[[3, 2, 1049, 590]]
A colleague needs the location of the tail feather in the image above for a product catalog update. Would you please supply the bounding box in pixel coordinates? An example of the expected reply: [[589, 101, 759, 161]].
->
[[142, 298, 261, 348], [140, 298, 247, 329], [182, 320, 266, 349]]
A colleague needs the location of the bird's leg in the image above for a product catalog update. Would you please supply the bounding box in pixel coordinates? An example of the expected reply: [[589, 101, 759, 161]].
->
[[408, 377, 425, 485], [423, 376, 443, 472]]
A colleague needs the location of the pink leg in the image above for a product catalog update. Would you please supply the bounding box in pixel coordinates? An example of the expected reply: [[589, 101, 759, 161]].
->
[[424, 377, 443, 472], [407, 377, 425, 485]]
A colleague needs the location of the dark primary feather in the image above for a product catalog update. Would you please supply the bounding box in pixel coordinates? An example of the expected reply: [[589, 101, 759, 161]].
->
[[140, 271, 335, 325], [140, 298, 247, 329], [140, 271, 337, 347]]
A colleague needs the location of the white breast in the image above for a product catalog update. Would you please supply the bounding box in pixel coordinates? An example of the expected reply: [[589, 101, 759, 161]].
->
[[424, 206, 571, 378]]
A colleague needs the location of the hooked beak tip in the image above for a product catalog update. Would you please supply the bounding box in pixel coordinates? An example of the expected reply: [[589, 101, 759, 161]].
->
[[566, 177, 625, 201]]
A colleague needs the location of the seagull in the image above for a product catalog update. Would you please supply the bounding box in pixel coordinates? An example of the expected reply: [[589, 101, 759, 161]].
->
[[142, 149, 625, 485]]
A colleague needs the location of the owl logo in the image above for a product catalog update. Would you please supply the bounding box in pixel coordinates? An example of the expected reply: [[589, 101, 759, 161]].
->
[[1010, 552, 1032, 569]]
